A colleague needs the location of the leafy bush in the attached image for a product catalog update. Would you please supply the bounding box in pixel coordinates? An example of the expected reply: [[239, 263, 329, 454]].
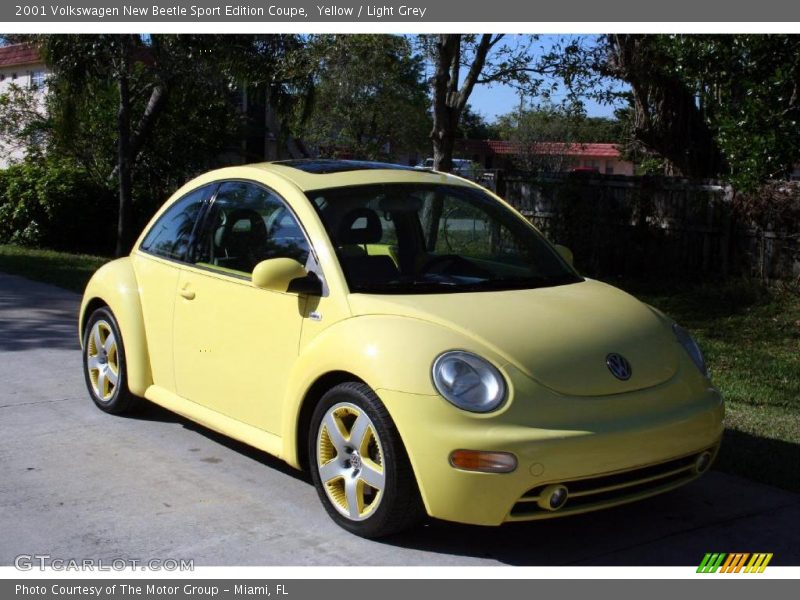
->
[[0, 160, 114, 252], [734, 180, 800, 231], [733, 181, 800, 281]]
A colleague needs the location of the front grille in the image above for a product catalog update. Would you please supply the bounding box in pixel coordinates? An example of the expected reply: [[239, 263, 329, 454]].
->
[[508, 449, 712, 520]]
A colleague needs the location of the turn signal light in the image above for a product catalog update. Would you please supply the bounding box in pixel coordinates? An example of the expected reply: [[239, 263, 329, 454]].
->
[[449, 450, 518, 473]]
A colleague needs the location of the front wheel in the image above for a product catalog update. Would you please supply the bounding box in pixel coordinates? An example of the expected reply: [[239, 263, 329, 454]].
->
[[309, 382, 424, 538], [82, 307, 140, 415]]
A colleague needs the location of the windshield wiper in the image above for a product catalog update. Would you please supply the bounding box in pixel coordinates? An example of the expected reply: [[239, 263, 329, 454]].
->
[[351, 274, 580, 294], [456, 274, 579, 291], [351, 279, 460, 294]]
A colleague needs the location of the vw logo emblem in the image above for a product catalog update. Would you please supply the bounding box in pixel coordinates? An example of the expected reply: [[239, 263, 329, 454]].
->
[[606, 353, 632, 380], [349, 450, 362, 472]]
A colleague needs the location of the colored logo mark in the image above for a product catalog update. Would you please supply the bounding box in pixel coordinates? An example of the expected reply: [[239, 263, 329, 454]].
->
[[697, 552, 773, 573]]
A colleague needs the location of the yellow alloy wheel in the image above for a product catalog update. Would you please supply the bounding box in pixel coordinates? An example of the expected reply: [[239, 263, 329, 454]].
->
[[316, 402, 386, 521], [86, 320, 120, 402]]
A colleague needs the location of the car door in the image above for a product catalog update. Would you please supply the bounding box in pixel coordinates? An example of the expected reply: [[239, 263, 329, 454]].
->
[[133, 184, 214, 392], [172, 181, 314, 435]]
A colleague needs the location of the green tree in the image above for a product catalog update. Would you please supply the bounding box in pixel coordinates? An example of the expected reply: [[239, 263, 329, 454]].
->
[[501, 105, 577, 172], [297, 35, 429, 161], [457, 105, 498, 140], [37, 36, 184, 254], [421, 34, 604, 173], [39, 35, 170, 255], [607, 34, 800, 187], [207, 34, 314, 160], [0, 83, 49, 164], [490, 105, 623, 171], [34, 34, 313, 255], [494, 106, 622, 141]]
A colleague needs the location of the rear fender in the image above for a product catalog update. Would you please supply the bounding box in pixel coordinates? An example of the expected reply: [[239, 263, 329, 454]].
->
[[79, 258, 152, 397]]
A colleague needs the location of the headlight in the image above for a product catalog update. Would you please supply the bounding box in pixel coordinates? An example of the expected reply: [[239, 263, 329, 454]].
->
[[673, 323, 708, 377], [432, 351, 507, 413]]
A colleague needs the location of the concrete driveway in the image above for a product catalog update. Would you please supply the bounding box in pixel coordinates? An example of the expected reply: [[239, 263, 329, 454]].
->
[[1, 270, 799, 566]]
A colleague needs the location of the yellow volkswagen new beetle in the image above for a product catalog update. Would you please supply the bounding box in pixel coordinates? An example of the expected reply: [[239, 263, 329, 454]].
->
[[79, 160, 724, 538]]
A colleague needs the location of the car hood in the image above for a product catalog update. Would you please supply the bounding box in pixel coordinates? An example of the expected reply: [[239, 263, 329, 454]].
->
[[347, 279, 679, 396]]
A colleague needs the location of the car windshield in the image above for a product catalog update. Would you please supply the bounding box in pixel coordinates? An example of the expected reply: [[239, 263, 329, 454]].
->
[[307, 183, 582, 294]]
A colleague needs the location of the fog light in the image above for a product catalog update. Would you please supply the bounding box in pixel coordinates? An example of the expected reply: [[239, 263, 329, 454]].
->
[[537, 484, 569, 511], [694, 451, 713, 475], [449, 450, 517, 473]]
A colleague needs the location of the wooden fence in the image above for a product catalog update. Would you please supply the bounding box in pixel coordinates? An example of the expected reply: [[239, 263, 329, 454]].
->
[[486, 173, 800, 281]]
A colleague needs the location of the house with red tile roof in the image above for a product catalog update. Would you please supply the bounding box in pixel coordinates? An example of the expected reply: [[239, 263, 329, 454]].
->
[[0, 43, 49, 167], [0, 43, 48, 99], [455, 139, 635, 175], [0, 43, 41, 70]]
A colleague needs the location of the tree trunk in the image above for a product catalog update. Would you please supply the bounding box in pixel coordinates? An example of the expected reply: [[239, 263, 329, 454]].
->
[[429, 34, 460, 173], [429, 34, 494, 173], [426, 34, 494, 242], [608, 35, 725, 178], [130, 83, 167, 162], [431, 131, 456, 174], [115, 46, 134, 257], [106, 83, 168, 185], [265, 86, 308, 159], [421, 192, 444, 251]]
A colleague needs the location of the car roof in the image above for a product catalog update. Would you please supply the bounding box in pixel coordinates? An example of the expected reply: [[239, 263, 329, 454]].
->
[[208, 159, 473, 192], [272, 159, 416, 174]]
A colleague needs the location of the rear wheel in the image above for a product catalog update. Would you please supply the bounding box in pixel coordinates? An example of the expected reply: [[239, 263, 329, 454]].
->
[[309, 382, 423, 538], [82, 307, 140, 414]]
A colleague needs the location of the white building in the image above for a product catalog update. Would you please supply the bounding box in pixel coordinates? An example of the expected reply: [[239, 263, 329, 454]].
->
[[0, 43, 49, 168]]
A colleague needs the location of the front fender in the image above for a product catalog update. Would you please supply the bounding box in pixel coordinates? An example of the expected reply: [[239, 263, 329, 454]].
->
[[79, 258, 152, 397], [280, 314, 504, 467]]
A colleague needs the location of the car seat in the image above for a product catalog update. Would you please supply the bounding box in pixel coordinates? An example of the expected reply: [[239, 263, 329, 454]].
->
[[337, 208, 399, 287], [215, 208, 269, 274]]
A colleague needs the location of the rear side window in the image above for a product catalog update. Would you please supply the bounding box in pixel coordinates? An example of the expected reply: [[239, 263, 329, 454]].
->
[[140, 185, 212, 261]]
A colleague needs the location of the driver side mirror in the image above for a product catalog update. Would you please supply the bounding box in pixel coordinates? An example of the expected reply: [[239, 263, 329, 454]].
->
[[554, 244, 574, 267], [252, 258, 310, 293]]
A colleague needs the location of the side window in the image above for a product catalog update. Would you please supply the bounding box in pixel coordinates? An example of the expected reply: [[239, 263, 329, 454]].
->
[[193, 181, 310, 276], [140, 185, 210, 261]]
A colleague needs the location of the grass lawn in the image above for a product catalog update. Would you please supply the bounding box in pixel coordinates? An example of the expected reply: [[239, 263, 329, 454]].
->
[[1, 244, 798, 491], [0, 244, 110, 293], [614, 277, 800, 492]]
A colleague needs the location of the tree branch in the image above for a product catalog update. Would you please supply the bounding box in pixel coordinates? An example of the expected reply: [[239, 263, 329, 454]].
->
[[456, 34, 493, 112], [105, 82, 167, 183], [130, 83, 167, 160]]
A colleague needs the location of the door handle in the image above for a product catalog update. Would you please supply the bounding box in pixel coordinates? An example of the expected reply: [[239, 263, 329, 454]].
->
[[179, 289, 196, 300]]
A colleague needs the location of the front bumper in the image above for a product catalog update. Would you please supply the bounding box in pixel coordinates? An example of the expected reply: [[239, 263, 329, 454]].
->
[[379, 366, 724, 526]]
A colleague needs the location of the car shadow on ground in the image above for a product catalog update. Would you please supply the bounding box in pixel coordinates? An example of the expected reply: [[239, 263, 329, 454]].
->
[[125, 400, 312, 484], [381, 470, 800, 566], [716, 429, 800, 493], [127, 401, 800, 566]]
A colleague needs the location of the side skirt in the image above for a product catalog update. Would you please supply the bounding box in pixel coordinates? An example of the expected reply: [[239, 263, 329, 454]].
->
[[144, 385, 284, 459]]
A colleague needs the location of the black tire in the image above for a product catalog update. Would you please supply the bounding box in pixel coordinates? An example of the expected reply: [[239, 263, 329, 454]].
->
[[308, 382, 424, 538], [82, 306, 140, 415]]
